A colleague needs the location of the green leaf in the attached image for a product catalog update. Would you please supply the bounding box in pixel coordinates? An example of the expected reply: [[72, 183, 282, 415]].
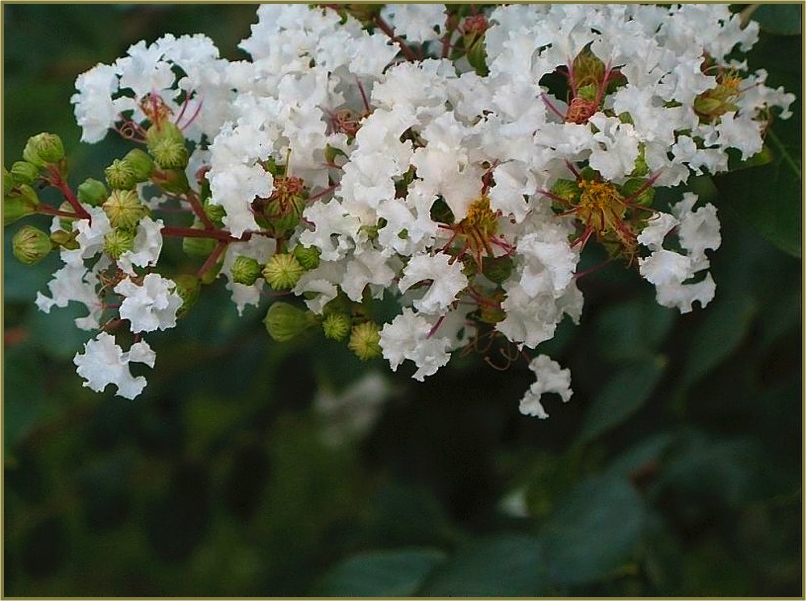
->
[[577, 357, 666, 445], [539, 474, 646, 586], [594, 294, 676, 364], [750, 5, 802, 36], [421, 533, 549, 596], [316, 549, 445, 596], [714, 31, 802, 258], [681, 293, 757, 387]]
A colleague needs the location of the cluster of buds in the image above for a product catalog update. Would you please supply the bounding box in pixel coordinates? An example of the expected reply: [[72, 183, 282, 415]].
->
[[6, 5, 794, 414]]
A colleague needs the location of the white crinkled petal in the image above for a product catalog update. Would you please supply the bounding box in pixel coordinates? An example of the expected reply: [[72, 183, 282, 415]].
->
[[73, 333, 152, 400], [115, 273, 183, 333], [519, 355, 573, 418], [398, 253, 468, 315]]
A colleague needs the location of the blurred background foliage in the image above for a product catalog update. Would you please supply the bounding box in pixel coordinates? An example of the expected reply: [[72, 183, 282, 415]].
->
[[3, 4, 802, 597]]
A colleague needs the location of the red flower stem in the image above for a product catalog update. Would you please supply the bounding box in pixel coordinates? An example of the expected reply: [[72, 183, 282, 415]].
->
[[161, 225, 247, 242], [373, 15, 419, 62], [37, 204, 82, 219], [197, 241, 228, 279], [46, 166, 91, 220], [184, 189, 216, 230]]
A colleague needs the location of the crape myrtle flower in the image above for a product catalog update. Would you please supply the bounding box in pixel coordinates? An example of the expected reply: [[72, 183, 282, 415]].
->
[[10, 4, 794, 408]]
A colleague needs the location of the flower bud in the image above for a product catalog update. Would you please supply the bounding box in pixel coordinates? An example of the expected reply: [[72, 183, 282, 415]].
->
[[57, 201, 79, 230], [173, 274, 201, 317], [123, 148, 154, 182], [262, 253, 304, 290], [348, 321, 381, 361], [322, 312, 352, 342], [293, 245, 321, 270], [10, 161, 40, 185], [77, 178, 108, 207], [3, 168, 13, 196], [105, 159, 137, 190], [150, 138, 189, 170], [22, 133, 64, 166], [203, 200, 226, 224], [182, 224, 217, 258], [231, 256, 262, 286], [50, 229, 80, 250], [103, 228, 136, 259], [102, 189, 148, 230], [152, 168, 190, 195], [3, 184, 39, 226], [147, 122, 188, 169], [263, 301, 317, 342], [12, 225, 52, 264]]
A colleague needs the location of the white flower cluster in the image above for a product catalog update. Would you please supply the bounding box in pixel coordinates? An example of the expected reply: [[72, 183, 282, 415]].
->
[[49, 4, 793, 408]]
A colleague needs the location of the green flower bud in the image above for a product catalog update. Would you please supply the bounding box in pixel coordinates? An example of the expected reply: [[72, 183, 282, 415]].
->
[[102, 189, 147, 230], [3, 184, 39, 226], [262, 253, 304, 290], [152, 167, 190, 195], [150, 138, 189, 170], [147, 122, 188, 169], [57, 200, 79, 230], [348, 321, 381, 361], [263, 301, 318, 342], [77, 178, 108, 207], [123, 148, 154, 182], [231, 256, 262, 286], [146, 121, 185, 146], [293, 245, 321, 270], [203, 200, 226, 224], [3, 167, 14, 196], [50, 229, 80, 250], [182, 223, 217, 258], [103, 228, 136, 259], [322, 312, 352, 342], [23, 133, 64, 167], [174, 274, 201, 317], [105, 159, 138, 190], [10, 161, 40, 185], [12, 225, 52, 264]]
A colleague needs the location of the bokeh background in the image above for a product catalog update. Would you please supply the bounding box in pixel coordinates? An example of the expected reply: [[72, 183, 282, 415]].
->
[[3, 4, 802, 596]]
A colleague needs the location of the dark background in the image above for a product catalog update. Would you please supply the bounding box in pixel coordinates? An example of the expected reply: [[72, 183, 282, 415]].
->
[[3, 4, 802, 596]]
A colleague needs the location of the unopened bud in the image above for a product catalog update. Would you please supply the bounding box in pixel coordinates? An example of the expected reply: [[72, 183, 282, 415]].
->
[[152, 168, 190, 195], [262, 253, 304, 290], [231, 256, 262, 286], [50, 229, 80, 250], [77, 178, 108, 207], [174, 274, 201, 317], [264, 301, 317, 342], [12, 225, 52, 264], [203, 200, 226, 224], [103, 229, 136, 259], [123, 148, 154, 182], [147, 122, 188, 169], [105, 159, 137, 190], [322, 313, 352, 341], [3, 184, 39, 226], [10, 161, 40, 185], [150, 138, 189, 170], [182, 223, 217, 258], [23, 133, 64, 167], [102, 189, 147, 230], [348, 321, 381, 361], [293, 245, 321, 270]]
